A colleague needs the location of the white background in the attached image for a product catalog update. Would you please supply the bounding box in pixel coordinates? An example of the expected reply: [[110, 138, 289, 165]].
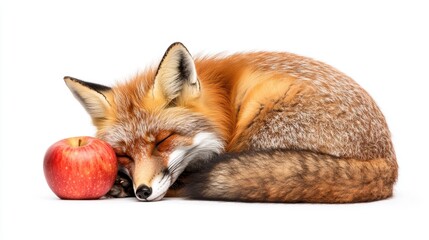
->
[[1, 0, 428, 239]]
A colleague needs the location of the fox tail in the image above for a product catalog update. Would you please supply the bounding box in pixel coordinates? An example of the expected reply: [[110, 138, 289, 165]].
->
[[183, 150, 397, 203]]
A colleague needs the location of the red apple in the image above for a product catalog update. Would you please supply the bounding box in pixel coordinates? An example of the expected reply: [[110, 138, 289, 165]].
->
[[43, 136, 117, 200]]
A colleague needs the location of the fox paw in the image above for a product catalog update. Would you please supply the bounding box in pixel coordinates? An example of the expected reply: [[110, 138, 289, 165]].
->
[[105, 171, 135, 198]]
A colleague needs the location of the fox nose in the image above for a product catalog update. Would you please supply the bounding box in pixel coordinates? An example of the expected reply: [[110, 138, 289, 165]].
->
[[135, 185, 152, 200]]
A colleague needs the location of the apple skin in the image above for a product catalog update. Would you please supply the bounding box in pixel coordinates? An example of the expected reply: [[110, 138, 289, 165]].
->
[[44, 136, 117, 200]]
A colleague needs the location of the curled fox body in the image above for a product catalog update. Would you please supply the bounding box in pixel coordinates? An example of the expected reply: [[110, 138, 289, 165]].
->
[[65, 42, 397, 202]]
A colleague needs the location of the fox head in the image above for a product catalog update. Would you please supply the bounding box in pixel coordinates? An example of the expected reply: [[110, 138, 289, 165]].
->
[[64, 42, 224, 201]]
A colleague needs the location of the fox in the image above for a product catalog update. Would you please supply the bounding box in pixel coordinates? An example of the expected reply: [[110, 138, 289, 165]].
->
[[64, 42, 398, 202]]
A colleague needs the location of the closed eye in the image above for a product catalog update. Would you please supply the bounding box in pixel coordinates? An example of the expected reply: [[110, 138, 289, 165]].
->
[[116, 154, 133, 164], [156, 132, 175, 147], [116, 154, 132, 159]]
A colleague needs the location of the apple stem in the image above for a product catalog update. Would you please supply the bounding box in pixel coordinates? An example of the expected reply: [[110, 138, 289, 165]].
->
[[78, 138, 82, 146]]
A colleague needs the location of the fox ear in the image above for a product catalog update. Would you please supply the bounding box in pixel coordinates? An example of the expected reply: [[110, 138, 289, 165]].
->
[[153, 42, 200, 104], [64, 76, 112, 125]]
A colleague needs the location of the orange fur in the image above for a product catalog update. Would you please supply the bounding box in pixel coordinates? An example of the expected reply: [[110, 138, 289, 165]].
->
[[65, 43, 397, 202]]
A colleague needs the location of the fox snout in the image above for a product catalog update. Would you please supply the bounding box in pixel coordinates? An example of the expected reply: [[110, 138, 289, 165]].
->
[[125, 158, 172, 201], [135, 185, 152, 200], [133, 171, 172, 201]]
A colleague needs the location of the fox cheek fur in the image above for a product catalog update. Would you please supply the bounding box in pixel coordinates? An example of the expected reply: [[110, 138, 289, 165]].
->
[[65, 42, 397, 203]]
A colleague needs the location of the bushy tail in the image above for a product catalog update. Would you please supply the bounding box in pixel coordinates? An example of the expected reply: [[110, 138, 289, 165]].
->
[[183, 150, 398, 203]]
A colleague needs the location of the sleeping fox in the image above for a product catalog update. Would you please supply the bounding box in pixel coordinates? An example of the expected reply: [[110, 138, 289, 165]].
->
[[64, 42, 397, 202]]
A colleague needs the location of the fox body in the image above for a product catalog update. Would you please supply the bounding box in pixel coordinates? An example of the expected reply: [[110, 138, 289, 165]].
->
[[65, 42, 397, 202]]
